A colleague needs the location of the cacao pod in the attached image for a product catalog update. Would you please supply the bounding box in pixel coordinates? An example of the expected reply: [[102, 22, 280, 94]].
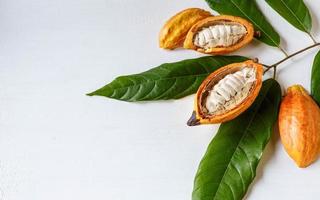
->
[[159, 8, 212, 50], [184, 15, 254, 55], [187, 60, 263, 126], [279, 85, 320, 168]]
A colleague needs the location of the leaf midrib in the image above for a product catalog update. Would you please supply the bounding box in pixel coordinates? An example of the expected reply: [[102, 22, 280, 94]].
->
[[230, 0, 279, 46], [105, 72, 210, 91], [278, 0, 309, 32]]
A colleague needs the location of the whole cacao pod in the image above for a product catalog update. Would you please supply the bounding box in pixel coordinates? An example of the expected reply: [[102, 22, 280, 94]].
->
[[279, 85, 320, 168], [159, 8, 212, 50]]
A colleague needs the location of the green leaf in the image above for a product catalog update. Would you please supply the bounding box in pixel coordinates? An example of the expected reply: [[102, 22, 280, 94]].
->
[[205, 0, 280, 47], [265, 0, 312, 33], [311, 51, 320, 104], [87, 56, 249, 102], [192, 79, 281, 200]]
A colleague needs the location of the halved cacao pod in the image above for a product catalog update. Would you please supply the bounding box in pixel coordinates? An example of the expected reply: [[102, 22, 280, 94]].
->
[[278, 85, 320, 168], [159, 8, 212, 50], [184, 15, 254, 55], [187, 60, 263, 126]]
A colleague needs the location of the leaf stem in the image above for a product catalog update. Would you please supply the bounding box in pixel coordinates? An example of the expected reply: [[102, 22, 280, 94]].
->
[[278, 46, 289, 57], [308, 32, 317, 44], [264, 43, 320, 74]]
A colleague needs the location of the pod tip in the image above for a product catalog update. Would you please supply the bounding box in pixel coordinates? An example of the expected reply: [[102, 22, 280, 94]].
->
[[187, 111, 200, 126]]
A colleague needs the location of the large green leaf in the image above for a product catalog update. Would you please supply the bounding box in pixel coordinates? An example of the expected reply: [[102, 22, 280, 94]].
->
[[205, 0, 280, 47], [87, 56, 248, 102], [311, 51, 320, 104], [192, 79, 281, 200], [265, 0, 312, 33]]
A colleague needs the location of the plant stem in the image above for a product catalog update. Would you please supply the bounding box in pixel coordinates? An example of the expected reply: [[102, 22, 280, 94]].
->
[[261, 63, 271, 68], [273, 66, 277, 79], [273, 43, 320, 66], [264, 43, 320, 75]]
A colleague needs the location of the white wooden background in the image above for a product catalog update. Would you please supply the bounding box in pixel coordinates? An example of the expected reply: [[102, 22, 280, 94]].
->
[[0, 0, 319, 199]]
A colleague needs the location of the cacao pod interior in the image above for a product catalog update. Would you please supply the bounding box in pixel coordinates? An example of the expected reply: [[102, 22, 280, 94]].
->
[[193, 21, 247, 48], [200, 66, 253, 116], [184, 15, 254, 55], [187, 60, 263, 126]]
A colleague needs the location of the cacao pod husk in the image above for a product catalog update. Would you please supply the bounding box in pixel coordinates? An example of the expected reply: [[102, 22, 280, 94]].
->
[[279, 85, 320, 168], [187, 60, 263, 125]]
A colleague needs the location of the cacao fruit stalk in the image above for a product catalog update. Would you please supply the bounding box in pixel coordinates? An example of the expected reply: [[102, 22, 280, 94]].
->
[[279, 85, 320, 168]]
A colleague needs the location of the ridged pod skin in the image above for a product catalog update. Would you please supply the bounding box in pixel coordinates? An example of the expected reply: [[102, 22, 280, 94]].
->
[[184, 15, 254, 55], [279, 85, 320, 168], [187, 60, 263, 126], [159, 8, 212, 50]]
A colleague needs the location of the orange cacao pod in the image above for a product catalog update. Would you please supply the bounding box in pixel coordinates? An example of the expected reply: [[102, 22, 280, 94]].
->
[[279, 85, 320, 168], [187, 60, 263, 125], [183, 15, 254, 55]]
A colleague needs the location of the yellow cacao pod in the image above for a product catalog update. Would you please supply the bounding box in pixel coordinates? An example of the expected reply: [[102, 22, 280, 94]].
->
[[159, 8, 212, 50], [279, 85, 320, 168]]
